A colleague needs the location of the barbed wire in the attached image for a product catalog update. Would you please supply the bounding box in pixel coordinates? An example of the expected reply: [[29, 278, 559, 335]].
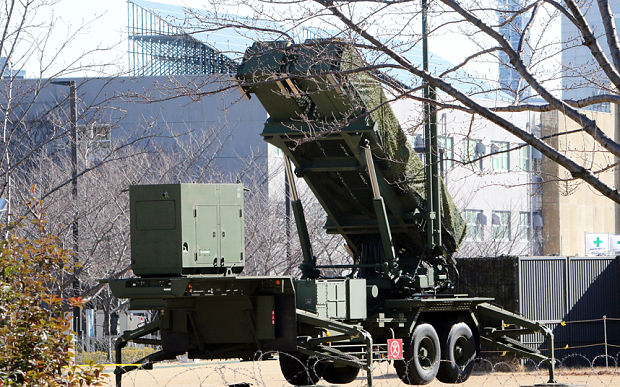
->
[[77, 316, 620, 387], [102, 352, 620, 387]]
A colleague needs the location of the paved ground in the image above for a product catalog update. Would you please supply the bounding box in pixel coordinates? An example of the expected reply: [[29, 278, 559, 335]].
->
[[102, 358, 618, 387]]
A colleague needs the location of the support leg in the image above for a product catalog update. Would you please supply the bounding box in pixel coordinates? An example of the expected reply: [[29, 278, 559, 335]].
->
[[364, 333, 373, 387], [546, 331, 556, 384], [115, 337, 127, 387]]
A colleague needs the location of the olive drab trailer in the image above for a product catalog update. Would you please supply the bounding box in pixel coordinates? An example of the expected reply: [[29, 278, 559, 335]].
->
[[104, 41, 560, 387]]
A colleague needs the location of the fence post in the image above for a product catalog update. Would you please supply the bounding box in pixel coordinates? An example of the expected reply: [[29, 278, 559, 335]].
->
[[604, 315, 608, 369], [108, 336, 112, 362]]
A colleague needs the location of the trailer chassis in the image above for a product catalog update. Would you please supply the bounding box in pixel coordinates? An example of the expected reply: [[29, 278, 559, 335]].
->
[[113, 298, 558, 387]]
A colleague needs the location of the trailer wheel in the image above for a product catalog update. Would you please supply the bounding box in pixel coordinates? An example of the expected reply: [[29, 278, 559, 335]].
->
[[436, 323, 476, 383], [394, 323, 441, 385], [321, 363, 359, 384], [279, 352, 321, 386]]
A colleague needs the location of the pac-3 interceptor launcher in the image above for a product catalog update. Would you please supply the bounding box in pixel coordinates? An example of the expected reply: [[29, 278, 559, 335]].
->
[[105, 41, 559, 387]]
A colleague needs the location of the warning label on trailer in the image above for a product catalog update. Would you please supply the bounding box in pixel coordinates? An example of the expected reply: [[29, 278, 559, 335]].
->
[[387, 339, 403, 360]]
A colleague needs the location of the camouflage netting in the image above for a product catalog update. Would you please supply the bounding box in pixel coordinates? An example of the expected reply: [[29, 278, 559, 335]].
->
[[237, 40, 466, 253], [340, 45, 466, 250]]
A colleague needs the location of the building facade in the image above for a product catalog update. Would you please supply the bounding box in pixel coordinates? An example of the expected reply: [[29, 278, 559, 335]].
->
[[541, 108, 620, 255], [497, 0, 531, 100], [439, 103, 541, 257], [561, 0, 619, 112]]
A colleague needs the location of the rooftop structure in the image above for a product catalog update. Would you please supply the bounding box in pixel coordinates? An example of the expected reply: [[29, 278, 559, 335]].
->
[[127, 0, 237, 76], [126, 0, 489, 97], [0, 57, 25, 79]]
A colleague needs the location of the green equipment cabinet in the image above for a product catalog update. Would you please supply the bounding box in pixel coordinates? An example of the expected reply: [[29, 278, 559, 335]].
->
[[295, 279, 368, 320], [130, 184, 245, 276]]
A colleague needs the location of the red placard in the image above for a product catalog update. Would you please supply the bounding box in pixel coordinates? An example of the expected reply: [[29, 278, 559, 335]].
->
[[387, 339, 403, 360]]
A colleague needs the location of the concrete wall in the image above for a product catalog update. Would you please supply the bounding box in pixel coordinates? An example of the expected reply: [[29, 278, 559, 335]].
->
[[6, 75, 269, 184], [541, 108, 619, 255]]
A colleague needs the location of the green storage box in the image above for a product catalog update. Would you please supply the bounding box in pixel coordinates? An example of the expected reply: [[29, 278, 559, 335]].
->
[[130, 184, 244, 276]]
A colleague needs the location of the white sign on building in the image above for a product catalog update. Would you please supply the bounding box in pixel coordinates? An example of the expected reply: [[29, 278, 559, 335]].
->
[[585, 233, 610, 254], [610, 234, 620, 253]]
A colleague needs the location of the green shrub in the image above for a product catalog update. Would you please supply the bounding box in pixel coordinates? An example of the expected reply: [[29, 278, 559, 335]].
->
[[75, 352, 108, 366], [0, 196, 106, 386], [120, 347, 157, 364]]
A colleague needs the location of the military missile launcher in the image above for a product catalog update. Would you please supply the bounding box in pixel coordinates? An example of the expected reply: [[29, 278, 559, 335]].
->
[[105, 41, 560, 387]]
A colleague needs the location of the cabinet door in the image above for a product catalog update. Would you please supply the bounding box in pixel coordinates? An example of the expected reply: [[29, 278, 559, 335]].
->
[[195, 205, 219, 266], [220, 205, 243, 266]]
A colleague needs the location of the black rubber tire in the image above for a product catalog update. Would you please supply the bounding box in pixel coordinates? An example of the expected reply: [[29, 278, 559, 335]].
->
[[279, 352, 321, 386], [436, 322, 476, 383], [321, 363, 360, 384], [394, 323, 441, 385]]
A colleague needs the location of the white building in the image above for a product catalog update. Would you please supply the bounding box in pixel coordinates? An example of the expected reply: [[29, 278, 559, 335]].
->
[[391, 96, 544, 257]]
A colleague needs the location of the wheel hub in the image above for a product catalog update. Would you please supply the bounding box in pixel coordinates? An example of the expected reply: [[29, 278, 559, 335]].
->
[[418, 338, 435, 369], [454, 345, 463, 360], [454, 335, 470, 366]]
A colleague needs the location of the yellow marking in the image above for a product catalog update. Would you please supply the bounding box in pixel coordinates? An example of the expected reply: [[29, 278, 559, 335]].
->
[[64, 364, 141, 368]]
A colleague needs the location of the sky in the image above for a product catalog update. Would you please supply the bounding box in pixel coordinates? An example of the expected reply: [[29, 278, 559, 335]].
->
[[20, 0, 129, 77], [19, 0, 477, 78], [18, 0, 560, 94]]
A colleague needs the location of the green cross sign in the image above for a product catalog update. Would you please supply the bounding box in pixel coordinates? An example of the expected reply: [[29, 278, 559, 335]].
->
[[594, 237, 603, 247]]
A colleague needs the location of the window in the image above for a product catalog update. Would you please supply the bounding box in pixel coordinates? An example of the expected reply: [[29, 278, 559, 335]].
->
[[272, 145, 284, 158], [518, 145, 530, 171], [439, 136, 454, 169], [518, 212, 531, 241], [409, 134, 425, 154], [491, 211, 511, 241], [491, 141, 509, 171], [464, 209, 484, 241], [462, 138, 482, 171], [77, 124, 111, 161]]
